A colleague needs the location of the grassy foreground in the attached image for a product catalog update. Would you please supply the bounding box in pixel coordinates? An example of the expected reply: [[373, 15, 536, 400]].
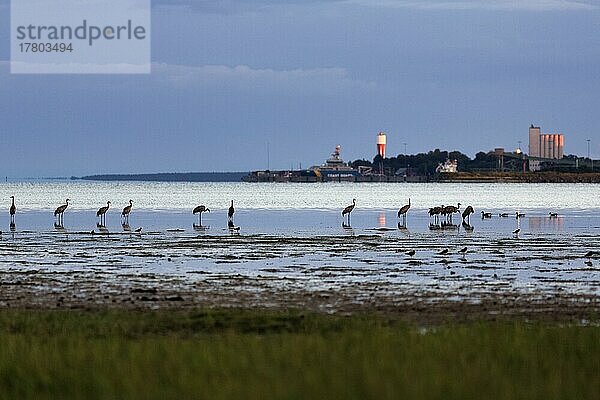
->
[[0, 309, 598, 399]]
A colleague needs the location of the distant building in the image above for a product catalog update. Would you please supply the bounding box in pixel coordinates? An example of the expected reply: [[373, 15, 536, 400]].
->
[[528, 124, 564, 160], [436, 159, 458, 173]]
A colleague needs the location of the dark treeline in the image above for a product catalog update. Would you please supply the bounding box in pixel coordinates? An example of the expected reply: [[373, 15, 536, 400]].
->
[[351, 149, 501, 175], [77, 172, 248, 182]]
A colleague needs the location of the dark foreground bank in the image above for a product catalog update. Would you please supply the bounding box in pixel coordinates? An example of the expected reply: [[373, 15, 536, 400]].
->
[[0, 309, 598, 400]]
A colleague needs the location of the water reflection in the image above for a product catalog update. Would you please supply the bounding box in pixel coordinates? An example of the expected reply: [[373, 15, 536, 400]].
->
[[529, 216, 565, 231]]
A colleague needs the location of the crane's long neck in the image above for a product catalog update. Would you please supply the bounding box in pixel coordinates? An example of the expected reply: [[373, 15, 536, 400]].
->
[[11, 197, 15, 207]]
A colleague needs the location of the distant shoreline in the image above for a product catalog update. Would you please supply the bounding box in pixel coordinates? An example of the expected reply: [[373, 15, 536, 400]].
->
[[76, 172, 248, 183], [72, 171, 600, 183]]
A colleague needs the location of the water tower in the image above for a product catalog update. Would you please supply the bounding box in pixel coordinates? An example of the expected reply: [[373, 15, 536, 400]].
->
[[377, 132, 387, 158]]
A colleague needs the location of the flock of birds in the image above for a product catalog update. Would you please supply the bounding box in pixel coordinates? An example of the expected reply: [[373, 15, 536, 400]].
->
[[3, 195, 599, 265], [3, 195, 560, 237], [2, 196, 239, 234]]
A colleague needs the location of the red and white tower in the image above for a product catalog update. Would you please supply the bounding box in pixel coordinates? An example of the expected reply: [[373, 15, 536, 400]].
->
[[377, 132, 387, 158]]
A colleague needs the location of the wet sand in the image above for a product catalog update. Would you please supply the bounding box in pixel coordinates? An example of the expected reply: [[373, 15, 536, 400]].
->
[[1, 228, 598, 322]]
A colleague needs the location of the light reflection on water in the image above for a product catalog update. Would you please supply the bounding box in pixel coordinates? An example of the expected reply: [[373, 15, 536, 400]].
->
[[0, 181, 598, 212]]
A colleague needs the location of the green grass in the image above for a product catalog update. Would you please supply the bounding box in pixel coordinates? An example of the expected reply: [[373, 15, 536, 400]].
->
[[0, 309, 597, 399]]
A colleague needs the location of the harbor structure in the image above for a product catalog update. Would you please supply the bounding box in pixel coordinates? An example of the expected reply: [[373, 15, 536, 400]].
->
[[528, 124, 564, 160]]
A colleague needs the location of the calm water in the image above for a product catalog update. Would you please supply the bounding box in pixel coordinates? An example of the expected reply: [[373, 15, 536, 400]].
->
[[0, 181, 598, 304], [0, 181, 599, 234]]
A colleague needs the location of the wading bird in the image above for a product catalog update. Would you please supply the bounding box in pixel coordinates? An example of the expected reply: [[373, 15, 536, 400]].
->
[[121, 200, 133, 223], [193, 205, 210, 225], [438, 248, 449, 255], [54, 199, 70, 225], [462, 205, 474, 223], [406, 250, 416, 257], [549, 212, 559, 218], [397, 198, 411, 225], [459, 247, 468, 257], [342, 199, 356, 225], [228, 200, 235, 221], [96, 201, 111, 226], [516, 212, 525, 219], [443, 203, 461, 223], [429, 206, 443, 224], [481, 211, 492, 219], [513, 228, 521, 235], [498, 213, 509, 218], [9, 196, 16, 226]]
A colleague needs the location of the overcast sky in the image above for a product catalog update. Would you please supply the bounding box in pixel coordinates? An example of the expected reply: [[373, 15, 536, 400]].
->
[[1, 0, 599, 177]]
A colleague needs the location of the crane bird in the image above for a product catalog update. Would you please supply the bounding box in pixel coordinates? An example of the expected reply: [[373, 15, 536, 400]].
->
[[193, 205, 210, 225], [54, 199, 70, 225], [342, 199, 356, 224], [9, 196, 16, 226], [228, 200, 235, 221], [443, 203, 461, 223], [96, 201, 111, 226], [121, 200, 133, 223], [429, 206, 443, 224], [462, 205, 474, 223], [397, 198, 411, 225]]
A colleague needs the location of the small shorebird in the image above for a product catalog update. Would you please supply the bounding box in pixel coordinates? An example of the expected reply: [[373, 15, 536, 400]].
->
[[459, 247, 468, 255], [135, 227, 143, 233], [406, 250, 416, 257], [498, 213, 509, 218], [438, 248, 449, 255], [549, 212, 559, 218], [516, 212, 525, 219], [513, 228, 521, 235], [342, 199, 356, 225]]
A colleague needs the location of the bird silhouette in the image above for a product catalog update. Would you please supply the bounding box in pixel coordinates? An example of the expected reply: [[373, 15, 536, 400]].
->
[[406, 250, 416, 257], [121, 200, 133, 224], [9, 196, 16, 226], [397, 198, 411, 225], [193, 205, 210, 226], [513, 228, 521, 235], [54, 199, 70, 226], [462, 206, 474, 223], [549, 212, 558, 218], [459, 247, 468, 255], [342, 199, 356, 225], [96, 201, 111, 226], [228, 200, 235, 221], [438, 248, 449, 255], [498, 213, 509, 217], [481, 211, 492, 219], [135, 227, 143, 233], [516, 212, 525, 219]]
